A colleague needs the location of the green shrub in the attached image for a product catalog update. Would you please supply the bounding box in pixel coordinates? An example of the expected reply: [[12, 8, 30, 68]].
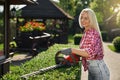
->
[[101, 31, 108, 41], [74, 34, 83, 45], [112, 36, 120, 51], [2, 44, 81, 80], [10, 41, 17, 48]]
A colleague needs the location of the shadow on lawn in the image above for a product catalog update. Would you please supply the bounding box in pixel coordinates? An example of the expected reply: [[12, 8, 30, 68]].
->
[[11, 53, 33, 66], [10, 47, 49, 66]]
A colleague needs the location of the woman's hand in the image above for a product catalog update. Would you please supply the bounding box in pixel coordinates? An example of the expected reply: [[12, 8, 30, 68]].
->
[[60, 48, 72, 55]]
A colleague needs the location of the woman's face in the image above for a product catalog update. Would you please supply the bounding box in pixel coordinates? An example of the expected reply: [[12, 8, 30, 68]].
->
[[80, 12, 90, 29]]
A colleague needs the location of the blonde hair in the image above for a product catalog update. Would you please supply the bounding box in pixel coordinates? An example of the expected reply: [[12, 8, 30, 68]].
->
[[79, 8, 100, 32], [79, 8, 104, 52]]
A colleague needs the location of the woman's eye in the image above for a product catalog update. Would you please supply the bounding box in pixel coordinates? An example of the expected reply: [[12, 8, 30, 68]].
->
[[81, 17, 88, 20], [84, 17, 88, 20]]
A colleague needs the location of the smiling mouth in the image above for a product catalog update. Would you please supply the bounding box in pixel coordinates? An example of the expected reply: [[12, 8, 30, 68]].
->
[[82, 23, 86, 25]]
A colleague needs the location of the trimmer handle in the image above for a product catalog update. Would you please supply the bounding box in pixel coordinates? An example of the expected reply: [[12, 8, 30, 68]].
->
[[55, 49, 80, 67], [59, 48, 72, 55]]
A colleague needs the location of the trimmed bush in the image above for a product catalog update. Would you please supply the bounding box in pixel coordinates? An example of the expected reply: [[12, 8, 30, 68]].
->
[[101, 31, 108, 41], [2, 44, 81, 80], [112, 36, 120, 51], [74, 34, 83, 45]]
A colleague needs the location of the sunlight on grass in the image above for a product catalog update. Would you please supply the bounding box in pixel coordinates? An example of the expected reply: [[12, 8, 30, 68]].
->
[[3, 44, 81, 80], [108, 44, 120, 52], [108, 45, 116, 51], [0, 43, 3, 50], [68, 34, 74, 44]]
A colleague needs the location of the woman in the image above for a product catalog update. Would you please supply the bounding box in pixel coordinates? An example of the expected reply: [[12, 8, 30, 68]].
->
[[71, 8, 110, 80]]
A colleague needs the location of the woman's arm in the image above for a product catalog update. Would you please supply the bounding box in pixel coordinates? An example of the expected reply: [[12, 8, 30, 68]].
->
[[71, 48, 89, 58]]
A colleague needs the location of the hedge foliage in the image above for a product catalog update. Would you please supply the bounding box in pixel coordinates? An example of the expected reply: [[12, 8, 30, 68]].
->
[[74, 34, 83, 45], [73, 31, 108, 45], [112, 36, 120, 51], [2, 44, 81, 80]]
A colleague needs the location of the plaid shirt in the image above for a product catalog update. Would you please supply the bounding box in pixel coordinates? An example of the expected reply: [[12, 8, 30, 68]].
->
[[80, 28, 104, 71]]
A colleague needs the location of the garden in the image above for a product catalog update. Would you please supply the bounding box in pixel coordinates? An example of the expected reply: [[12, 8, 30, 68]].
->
[[1, 32, 120, 80], [1, 0, 120, 79], [2, 42, 82, 80]]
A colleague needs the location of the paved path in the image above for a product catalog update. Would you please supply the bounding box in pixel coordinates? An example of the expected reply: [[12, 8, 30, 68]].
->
[[81, 42, 120, 80], [11, 53, 32, 66]]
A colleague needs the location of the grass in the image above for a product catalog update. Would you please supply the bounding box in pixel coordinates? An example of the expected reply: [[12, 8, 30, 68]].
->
[[108, 45, 116, 51], [2, 43, 81, 80], [0, 43, 3, 50], [108, 44, 120, 52], [68, 34, 74, 44]]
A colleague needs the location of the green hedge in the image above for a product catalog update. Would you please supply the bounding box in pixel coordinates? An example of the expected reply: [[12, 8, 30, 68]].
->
[[74, 34, 83, 45], [73, 31, 108, 44], [112, 36, 120, 51], [2, 44, 81, 80]]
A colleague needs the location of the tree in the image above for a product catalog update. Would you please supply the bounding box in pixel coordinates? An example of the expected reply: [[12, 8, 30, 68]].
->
[[57, 0, 92, 34], [75, 0, 92, 16], [59, 0, 76, 16], [90, 0, 111, 24], [90, 0, 120, 24], [109, 0, 120, 11], [116, 12, 120, 27], [57, 0, 92, 16], [90, 0, 120, 41]]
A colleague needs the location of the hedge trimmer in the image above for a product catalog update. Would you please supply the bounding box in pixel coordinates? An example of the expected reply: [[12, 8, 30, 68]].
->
[[21, 48, 81, 79]]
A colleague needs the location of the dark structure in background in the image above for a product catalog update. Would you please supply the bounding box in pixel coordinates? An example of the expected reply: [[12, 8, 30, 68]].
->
[[12, 0, 73, 56], [18, 0, 73, 44], [20, 0, 73, 19], [0, 0, 36, 77], [104, 11, 120, 41], [0, 0, 73, 77]]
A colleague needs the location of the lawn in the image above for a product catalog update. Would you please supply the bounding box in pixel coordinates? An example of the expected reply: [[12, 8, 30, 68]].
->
[[108, 44, 120, 52], [0, 44, 3, 50], [2, 43, 81, 80]]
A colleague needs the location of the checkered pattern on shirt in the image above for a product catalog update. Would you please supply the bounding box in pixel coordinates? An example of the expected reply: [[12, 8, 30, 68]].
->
[[80, 28, 104, 71]]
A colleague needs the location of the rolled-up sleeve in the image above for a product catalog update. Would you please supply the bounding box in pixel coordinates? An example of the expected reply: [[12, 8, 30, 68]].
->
[[85, 34, 98, 59], [80, 30, 100, 59]]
